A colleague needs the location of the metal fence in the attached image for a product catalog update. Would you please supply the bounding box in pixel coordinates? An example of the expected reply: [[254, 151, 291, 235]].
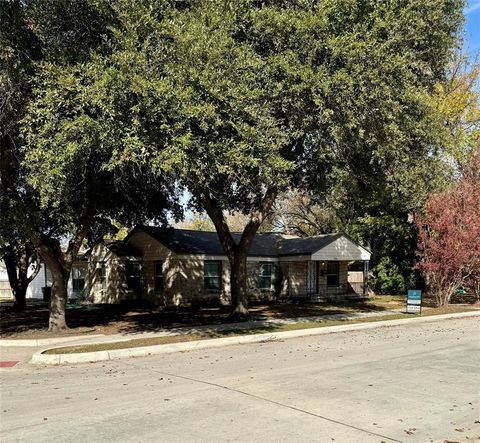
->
[[301, 282, 367, 302]]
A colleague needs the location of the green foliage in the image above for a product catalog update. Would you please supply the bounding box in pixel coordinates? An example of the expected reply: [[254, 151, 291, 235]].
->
[[347, 214, 417, 294], [21, 58, 177, 238], [102, 220, 131, 241], [27, 0, 116, 62], [96, 0, 464, 217], [371, 257, 416, 295], [1, 0, 45, 284], [153, 1, 293, 212], [337, 51, 478, 297], [1, 0, 123, 247]]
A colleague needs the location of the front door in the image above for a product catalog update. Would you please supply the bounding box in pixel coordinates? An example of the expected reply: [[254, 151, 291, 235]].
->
[[326, 261, 340, 287]]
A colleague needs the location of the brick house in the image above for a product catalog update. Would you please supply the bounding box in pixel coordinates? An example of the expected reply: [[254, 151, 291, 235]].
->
[[87, 226, 371, 306]]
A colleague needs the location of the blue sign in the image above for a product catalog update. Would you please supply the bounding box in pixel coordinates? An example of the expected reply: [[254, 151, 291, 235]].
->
[[407, 289, 422, 304], [406, 289, 422, 313]]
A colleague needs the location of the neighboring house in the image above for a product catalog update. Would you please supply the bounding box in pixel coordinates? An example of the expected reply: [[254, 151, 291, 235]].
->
[[0, 258, 88, 301], [0, 260, 13, 298], [1, 227, 371, 305], [87, 226, 371, 306], [0, 259, 48, 299]]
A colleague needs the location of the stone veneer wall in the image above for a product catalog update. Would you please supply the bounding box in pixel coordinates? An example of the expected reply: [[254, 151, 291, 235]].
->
[[166, 258, 227, 305], [286, 261, 308, 297], [88, 245, 130, 304], [159, 259, 278, 305]]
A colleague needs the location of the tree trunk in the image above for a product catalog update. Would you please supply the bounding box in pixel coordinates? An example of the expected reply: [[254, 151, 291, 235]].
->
[[229, 251, 249, 320], [435, 282, 455, 307], [39, 248, 75, 332], [3, 247, 30, 312], [13, 286, 27, 311], [49, 268, 69, 332], [199, 188, 278, 320], [26, 223, 89, 332], [474, 279, 480, 303]]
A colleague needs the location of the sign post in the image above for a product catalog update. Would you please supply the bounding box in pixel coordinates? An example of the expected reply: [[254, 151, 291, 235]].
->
[[406, 289, 422, 314]]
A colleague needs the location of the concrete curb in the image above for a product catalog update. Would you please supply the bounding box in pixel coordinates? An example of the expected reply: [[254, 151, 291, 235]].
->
[[31, 310, 480, 365], [0, 334, 105, 348]]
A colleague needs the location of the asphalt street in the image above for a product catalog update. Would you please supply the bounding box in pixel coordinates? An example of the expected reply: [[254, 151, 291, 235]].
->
[[1, 316, 479, 442]]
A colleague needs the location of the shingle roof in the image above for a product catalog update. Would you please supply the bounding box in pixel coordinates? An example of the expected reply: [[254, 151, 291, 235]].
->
[[130, 226, 345, 257], [105, 241, 142, 257], [135, 226, 280, 256], [278, 233, 342, 256]]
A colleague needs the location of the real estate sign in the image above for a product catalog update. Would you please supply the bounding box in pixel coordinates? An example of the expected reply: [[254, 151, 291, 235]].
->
[[406, 289, 422, 313]]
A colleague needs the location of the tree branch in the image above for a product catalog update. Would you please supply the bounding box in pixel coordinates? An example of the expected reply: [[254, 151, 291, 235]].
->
[[199, 192, 237, 260], [239, 186, 278, 251], [65, 222, 90, 268]]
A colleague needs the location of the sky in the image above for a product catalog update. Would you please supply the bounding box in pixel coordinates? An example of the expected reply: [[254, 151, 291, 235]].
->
[[465, 0, 480, 55]]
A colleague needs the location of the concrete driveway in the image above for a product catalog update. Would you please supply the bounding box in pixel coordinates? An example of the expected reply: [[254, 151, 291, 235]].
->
[[1, 316, 479, 442]]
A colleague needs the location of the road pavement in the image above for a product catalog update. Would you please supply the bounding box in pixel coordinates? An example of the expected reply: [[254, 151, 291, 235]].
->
[[1, 316, 479, 442]]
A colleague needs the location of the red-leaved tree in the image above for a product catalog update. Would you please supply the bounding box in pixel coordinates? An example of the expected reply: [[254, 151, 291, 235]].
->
[[416, 149, 480, 306]]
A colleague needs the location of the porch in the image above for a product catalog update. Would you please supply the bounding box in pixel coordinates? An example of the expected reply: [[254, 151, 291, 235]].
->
[[286, 260, 369, 302], [307, 260, 369, 301]]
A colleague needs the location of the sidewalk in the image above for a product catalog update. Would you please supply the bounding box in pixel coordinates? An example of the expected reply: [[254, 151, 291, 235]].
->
[[3, 308, 479, 367], [32, 310, 480, 365], [1, 309, 402, 367]]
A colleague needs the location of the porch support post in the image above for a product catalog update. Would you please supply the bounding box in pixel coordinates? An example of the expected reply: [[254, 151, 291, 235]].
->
[[363, 260, 369, 296]]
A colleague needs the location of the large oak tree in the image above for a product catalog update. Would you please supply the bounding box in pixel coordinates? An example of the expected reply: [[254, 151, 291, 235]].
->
[[2, 0, 177, 330], [107, 0, 462, 317]]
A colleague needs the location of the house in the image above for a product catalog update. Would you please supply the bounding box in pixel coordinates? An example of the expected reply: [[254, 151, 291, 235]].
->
[[87, 226, 371, 306], [1, 227, 371, 305]]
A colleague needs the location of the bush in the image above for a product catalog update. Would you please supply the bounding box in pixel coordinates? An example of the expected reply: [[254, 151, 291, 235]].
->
[[371, 257, 415, 295]]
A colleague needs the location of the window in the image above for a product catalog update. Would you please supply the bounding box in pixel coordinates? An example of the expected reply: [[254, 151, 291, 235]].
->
[[257, 262, 273, 290], [154, 261, 164, 290], [126, 261, 142, 292], [97, 262, 106, 289], [204, 261, 222, 290], [72, 266, 86, 291], [326, 261, 339, 286]]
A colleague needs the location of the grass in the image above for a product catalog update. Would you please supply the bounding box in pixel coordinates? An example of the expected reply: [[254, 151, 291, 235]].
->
[[1, 295, 406, 338], [3, 293, 476, 339], [44, 304, 479, 355]]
